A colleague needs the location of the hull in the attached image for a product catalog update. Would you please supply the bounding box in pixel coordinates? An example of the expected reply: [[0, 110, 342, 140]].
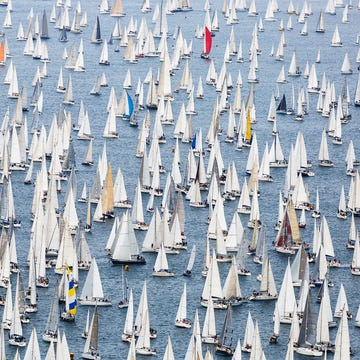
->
[[9, 336, 26, 347], [249, 293, 278, 301], [111, 256, 146, 265], [238, 269, 251, 276], [295, 347, 323, 357], [79, 298, 112, 306], [25, 304, 38, 313], [114, 201, 132, 208], [136, 348, 157, 356], [60, 312, 76, 322], [81, 352, 101, 360], [202, 336, 219, 344], [318, 160, 334, 167], [190, 202, 207, 208], [133, 223, 149, 231], [152, 271, 174, 277], [175, 319, 192, 328], [201, 299, 228, 309], [270, 160, 288, 168], [336, 211, 347, 219], [275, 247, 295, 255], [215, 345, 234, 356], [42, 332, 58, 342]]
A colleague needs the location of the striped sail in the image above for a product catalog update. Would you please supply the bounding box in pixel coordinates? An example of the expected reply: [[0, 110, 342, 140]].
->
[[66, 266, 77, 315]]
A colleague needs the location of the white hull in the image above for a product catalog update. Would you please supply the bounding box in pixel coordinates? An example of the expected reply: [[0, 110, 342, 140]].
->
[[9, 336, 26, 347], [295, 347, 323, 357], [136, 348, 157, 356], [190, 202, 207, 208], [175, 319, 192, 328], [152, 271, 174, 277], [201, 299, 227, 309], [280, 315, 294, 324], [133, 223, 148, 231], [81, 352, 101, 359], [114, 201, 132, 208], [275, 247, 295, 255], [202, 336, 219, 344], [318, 160, 334, 167], [249, 293, 278, 301], [79, 299, 112, 306], [42, 332, 58, 342]]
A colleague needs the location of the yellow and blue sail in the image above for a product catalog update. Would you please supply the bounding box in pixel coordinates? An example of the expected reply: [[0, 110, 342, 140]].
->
[[67, 266, 77, 315]]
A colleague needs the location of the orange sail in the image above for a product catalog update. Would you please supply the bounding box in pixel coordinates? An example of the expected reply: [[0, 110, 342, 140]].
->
[[0, 40, 5, 65]]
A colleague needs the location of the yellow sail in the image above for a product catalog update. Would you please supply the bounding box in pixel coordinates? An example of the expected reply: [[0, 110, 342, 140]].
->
[[288, 199, 301, 244], [111, 0, 125, 16], [245, 108, 251, 142], [102, 163, 114, 215]]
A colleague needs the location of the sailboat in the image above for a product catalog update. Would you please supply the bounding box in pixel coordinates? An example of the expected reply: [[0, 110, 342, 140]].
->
[[111, 0, 126, 17], [201, 297, 218, 344], [295, 291, 323, 357], [201, 26, 212, 59], [274, 199, 302, 254], [85, 194, 92, 232], [0, 39, 5, 66], [183, 244, 196, 276], [91, 16, 102, 44], [316, 10, 325, 32], [79, 258, 111, 306], [355, 305, 360, 327], [82, 140, 94, 166], [42, 285, 59, 342], [249, 254, 278, 300], [90, 76, 101, 96], [152, 243, 174, 276], [82, 309, 90, 339], [8, 292, 26, 347], [341, 52, 352, 74], [174, 283, 192, 328], [355, 72, 360, 106], [60, 267, 77, 321], [318, 129, 334, 166], [99, 41, 110, 65], [56, 66, 66, 93], [110, 210, 146, 265], [118, 266, 129, 308], [337, 185, 347, 219], [331, 25, 343, 47], [63, 75, 75, 105], [82, 306, 100, 359], [215, 304, 235, 355]]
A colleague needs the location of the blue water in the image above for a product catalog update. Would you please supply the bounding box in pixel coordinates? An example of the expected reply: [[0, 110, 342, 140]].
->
[[1, 0, 360, 359]]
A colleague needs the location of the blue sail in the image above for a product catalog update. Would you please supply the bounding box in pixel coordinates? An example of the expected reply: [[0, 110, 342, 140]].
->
[[191, 133, 197, 149], [125, 91, 134, 118]]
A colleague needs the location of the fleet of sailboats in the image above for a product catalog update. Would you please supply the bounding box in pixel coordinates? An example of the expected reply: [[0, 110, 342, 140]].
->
[[0, 0, 359, 359]]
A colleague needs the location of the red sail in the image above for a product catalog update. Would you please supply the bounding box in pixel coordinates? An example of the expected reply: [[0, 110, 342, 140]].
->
[[203, 26, 212, 55]]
